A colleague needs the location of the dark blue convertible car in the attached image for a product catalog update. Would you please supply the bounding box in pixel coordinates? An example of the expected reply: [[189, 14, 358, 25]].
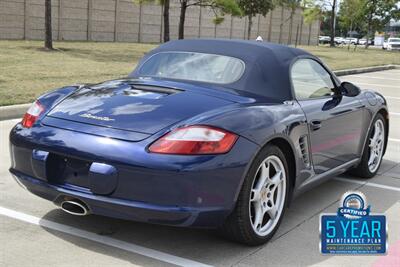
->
[[9, 39, 388, 245]]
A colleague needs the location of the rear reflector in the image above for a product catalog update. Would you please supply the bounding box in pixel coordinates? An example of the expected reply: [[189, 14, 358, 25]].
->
[[148, 125, 238, 155], [22, 100, 44, 128]]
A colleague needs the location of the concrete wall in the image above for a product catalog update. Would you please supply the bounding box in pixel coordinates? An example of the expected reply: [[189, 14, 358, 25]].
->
[[0, 0, 319, 45]]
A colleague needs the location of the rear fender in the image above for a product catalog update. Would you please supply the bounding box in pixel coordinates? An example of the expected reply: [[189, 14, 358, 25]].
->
[[179, 102, 310, 202]]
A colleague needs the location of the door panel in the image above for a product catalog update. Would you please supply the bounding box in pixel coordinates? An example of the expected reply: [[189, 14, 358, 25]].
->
[[291, 58, 365, 174], [299, 96, 364, 174]]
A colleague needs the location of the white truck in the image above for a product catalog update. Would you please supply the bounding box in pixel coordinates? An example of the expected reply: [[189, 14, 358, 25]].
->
[[383, 38, 400, 50]]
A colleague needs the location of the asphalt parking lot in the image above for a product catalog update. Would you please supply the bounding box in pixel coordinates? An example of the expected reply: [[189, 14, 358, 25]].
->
[[0, 69, 399, 267]]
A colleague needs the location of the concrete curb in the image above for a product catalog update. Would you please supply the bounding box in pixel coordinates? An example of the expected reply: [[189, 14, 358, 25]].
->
[[0, 65, 398, 121], [334, 64, 398, 76], [0, 103, 31, 121]]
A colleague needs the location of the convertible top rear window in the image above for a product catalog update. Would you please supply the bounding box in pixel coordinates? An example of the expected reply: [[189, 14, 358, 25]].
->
[[138, 52, 245, 84]]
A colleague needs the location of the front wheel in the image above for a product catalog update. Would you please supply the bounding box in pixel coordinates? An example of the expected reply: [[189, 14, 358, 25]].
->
[[221, 145, 289, 245], [351, 114, 386, 178]]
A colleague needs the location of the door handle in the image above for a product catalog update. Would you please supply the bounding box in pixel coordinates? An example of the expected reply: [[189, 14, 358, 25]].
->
[[310, 120, 322, 131]]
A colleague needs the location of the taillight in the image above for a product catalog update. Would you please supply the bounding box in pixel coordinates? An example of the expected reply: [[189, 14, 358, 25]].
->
[[149, 125, 238, 155], [21, 100, 45, 128]]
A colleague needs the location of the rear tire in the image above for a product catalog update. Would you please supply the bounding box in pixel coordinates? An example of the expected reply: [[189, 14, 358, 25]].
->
[[350, 114, 386, 178], [220, 145, 289, 246]]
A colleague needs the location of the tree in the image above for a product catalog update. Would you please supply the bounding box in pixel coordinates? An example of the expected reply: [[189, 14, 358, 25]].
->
[[328, 0, 337, 46], [237, 0, 274, 40], [304, 1, 339, 46], [163, 0, 170, 42], [276, 0, 302, 44], [302, 2, 324, 44], [338, 0, 364, 37], [360, 0, 400, 48], [135, 0, 170, 42], [178, 0, 241, 39], [44, 0, 53, 50], [303, 3, 323, 25]]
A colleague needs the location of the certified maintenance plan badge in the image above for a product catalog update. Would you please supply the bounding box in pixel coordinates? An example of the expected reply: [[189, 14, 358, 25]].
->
[[320, 191, 387, 254]]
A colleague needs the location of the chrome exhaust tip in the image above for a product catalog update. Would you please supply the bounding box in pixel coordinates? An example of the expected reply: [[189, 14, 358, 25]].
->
[[60, 200, 89, 216]]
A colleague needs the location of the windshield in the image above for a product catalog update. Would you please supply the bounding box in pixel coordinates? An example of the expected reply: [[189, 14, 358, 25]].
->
[[389, 38, 400, 42], [138, 52, 245, 84]]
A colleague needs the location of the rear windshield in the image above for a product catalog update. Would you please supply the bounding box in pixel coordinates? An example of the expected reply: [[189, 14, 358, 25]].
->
[[138, 52, 245, 84]]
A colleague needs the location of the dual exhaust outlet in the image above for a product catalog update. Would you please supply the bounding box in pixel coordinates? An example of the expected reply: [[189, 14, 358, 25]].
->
[[60, 200, 89, 216]]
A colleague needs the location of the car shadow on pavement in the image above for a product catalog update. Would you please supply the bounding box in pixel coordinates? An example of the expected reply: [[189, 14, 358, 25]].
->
[[39, 208, 255, 266], [38, 158, 400, 266]]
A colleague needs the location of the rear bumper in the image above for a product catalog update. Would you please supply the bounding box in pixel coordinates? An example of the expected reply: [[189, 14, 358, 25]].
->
[[9, 123, 260, 227], [11, 169, 228, 227]]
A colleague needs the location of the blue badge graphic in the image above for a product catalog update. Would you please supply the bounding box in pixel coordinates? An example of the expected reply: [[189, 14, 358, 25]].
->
[[320, 191, 387, 254], [338, 192, 370, 219]]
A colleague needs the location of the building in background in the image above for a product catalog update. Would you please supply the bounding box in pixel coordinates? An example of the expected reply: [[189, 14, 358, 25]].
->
[[384, 20, 400, 38], [374, 21, 399, 46]]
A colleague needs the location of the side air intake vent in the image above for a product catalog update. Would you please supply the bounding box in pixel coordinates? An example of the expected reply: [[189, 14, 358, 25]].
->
[[299, 136, 310, 168]]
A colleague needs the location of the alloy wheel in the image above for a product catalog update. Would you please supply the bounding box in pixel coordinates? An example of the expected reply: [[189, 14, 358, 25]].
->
[[368, 119, 385, 173], [249, 155, 286, 236]]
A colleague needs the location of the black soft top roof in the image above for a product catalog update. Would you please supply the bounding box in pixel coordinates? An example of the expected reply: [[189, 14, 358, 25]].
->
[[131, 39, 315, 101]]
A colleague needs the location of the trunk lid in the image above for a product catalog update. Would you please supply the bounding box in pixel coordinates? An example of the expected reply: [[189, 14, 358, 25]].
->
[[46, 79, 236, 135]]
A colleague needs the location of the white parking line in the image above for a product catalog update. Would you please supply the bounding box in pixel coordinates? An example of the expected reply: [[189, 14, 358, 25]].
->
[[389, 138, 400, 143], [349, 82, 399, 89], [0, 118, 20, 124], [349, 75, 400, 82], [334, 177, 400, 192], [390, 112, 400, 116], [0, 206, 213, 267], [386, 96, 400, 100]]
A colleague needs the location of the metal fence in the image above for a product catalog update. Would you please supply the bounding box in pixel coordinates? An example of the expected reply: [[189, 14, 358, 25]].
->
[[0, 0, 320, 45]]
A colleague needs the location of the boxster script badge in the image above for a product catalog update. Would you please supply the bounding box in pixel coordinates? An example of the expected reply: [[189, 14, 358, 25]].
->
[[80, 113, 115, 121]]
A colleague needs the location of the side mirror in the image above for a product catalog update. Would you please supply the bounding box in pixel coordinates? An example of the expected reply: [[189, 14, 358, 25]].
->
[[341, 81, 361, 97]]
